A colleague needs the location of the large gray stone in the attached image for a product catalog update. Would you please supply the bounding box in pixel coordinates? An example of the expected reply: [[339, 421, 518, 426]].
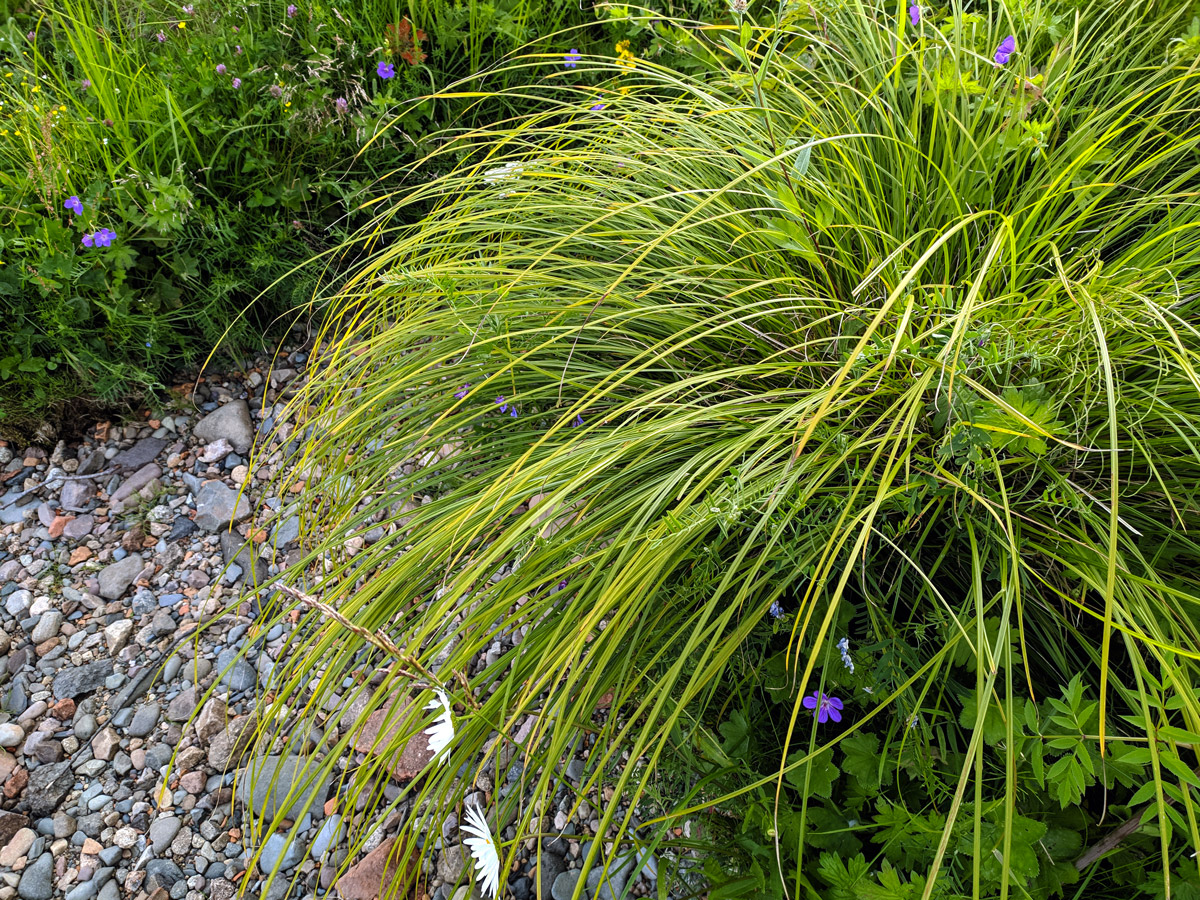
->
[[551, 870, 583, 900], [235, 755, 329, 821], [149, 816, 182, 854], [260, 832, 306, 873], [60, 481, 95, 511], [110, 463, 162, 504], [52, 661, 110, 700], [16, 851, 54, 900], [538, 851, 567, 899], [219, 531, 268, 586], [194, 482, 251, 532], [216, 647, 256, 692], [193, 401, 254, 454], [97, 555, 143, 600], [110, 437, 167, 470], [26, 761, 73, 817]]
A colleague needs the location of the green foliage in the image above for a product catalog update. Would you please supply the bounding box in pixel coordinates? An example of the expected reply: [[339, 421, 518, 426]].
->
[[249, 0, 1200, 897]]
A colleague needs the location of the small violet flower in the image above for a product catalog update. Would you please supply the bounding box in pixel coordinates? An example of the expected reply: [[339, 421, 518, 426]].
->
[[182, 4, 193, 14], [571, 414, 584, 427], [80, 78, 91, 90], [837, 636, 854, 673], [590, 103, 606, 111], [269, 84, 283, 98], [453, 384, 470, 400], [156, 31, 167, 42], [235, 45, 243, 54], [495, 395, 507, 413], [215, 63, 226, 75], [335, 96, 348, 112], [769, 600, 784, 619], [510, 408, 518, 418], [231, 77, 241, 89], [63, 195, 83, 216], [377, 60, 395, 79], [564, 48, 580, 68], [287, 4, 298, 16], [803, 691, 843, 724], [993, 35, 1016, 66], [81, 228, 116, 248], [909, 5, 920, 26]]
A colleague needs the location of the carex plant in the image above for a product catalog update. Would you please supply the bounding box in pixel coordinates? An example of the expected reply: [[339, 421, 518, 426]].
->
[[248, 0, 1200, 896]]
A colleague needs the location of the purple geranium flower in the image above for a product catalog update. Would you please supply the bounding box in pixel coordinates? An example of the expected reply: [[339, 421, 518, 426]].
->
[[216, 63, 226, 75], [802, 691, 843, 724], [510, 408, 518, 418], [909, 4, 920, 26], [81, 228, 116, 248], [495, 395, 507, 413], [287, 4, 297, 16], [377, 60, 395, 79], [454, 384, 470, 400], [564, 48, 580, 68], [590, 103, 606, 111], [64, 195, 83, 216], [571, 413, 584, 427], [993, 35, 1016, 66], [231, 77, 241, 89]]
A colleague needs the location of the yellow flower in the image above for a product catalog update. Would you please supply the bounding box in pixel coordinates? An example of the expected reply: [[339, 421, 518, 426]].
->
[[615, 39, 636, 70], [31, 85, 39, 92], [177, 21, 185, 28], [284, 101, 291, 108], [59, 105, 66, 111]]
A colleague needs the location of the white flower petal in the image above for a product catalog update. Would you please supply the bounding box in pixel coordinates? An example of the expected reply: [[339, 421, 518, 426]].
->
[[460, 804, 500, 899], [424, 689, 454, 765]]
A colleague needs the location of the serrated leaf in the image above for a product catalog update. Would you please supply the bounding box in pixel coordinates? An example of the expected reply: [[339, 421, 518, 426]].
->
[[786, 748, 839, 798], [840, 731, 882, 795]]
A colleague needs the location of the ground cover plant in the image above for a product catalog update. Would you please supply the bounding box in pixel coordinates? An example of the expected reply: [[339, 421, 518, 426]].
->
[[236, 0, 1200, 897], [0, 0, 633, 437]]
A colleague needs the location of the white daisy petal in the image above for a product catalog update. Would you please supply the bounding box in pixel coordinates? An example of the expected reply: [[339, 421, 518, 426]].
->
[[460, 803, 500, 899], [424, 689, 454, 765]]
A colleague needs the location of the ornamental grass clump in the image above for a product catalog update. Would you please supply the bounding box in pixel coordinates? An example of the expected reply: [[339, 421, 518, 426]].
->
[[255, 1, 1200, 896]]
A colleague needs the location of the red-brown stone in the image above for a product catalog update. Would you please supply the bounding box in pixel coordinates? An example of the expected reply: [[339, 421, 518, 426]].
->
[[352, 697, 435, 781], [335, 835, 426, 900]]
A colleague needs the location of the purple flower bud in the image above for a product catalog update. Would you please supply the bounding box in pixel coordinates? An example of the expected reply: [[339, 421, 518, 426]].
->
[[768, 600, 783, 618], [335, 96, 348, 112], [156, 31, 167, 42], [269, 84, 283, 98], [182, 4, 193, 13], [590, 103, 606, 111], [909, 4, 920, 26], [235, 45, 243, 54], [287, 4, 297, 16], [80, 78, 91, 90], [216, 63, 226, 74], [453, 384, 470, 399], [231, 77, 241, 89], [993, 35, 1016, 66]]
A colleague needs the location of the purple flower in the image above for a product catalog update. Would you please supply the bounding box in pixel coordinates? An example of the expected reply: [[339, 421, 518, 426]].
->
[[182, 4, 193, 13], [768, 600, 783, 619], [454, 384, 470, 399], [63, 195, 83, 216], [802, 691, 843, 724], [564, 48, 580, 68], [495, 395, 507, 413], [510, 408, 518, 418], [235, 44, 243, 54], [590, 103, 606, 111], [215, 63, 226, 74], [993, 35, 1016, 66], [571, 414, 584, 427], [377, 60, 395, 79], [287, 4, 298, 16], [909, 4, 920, 26], [82, 228, 116, 248], [80, 78, 91, 90], [269, 84, 283, 98], [231, 77, 241, 89], [156, 31, 167, 42], [335, 96, 348, 112]]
